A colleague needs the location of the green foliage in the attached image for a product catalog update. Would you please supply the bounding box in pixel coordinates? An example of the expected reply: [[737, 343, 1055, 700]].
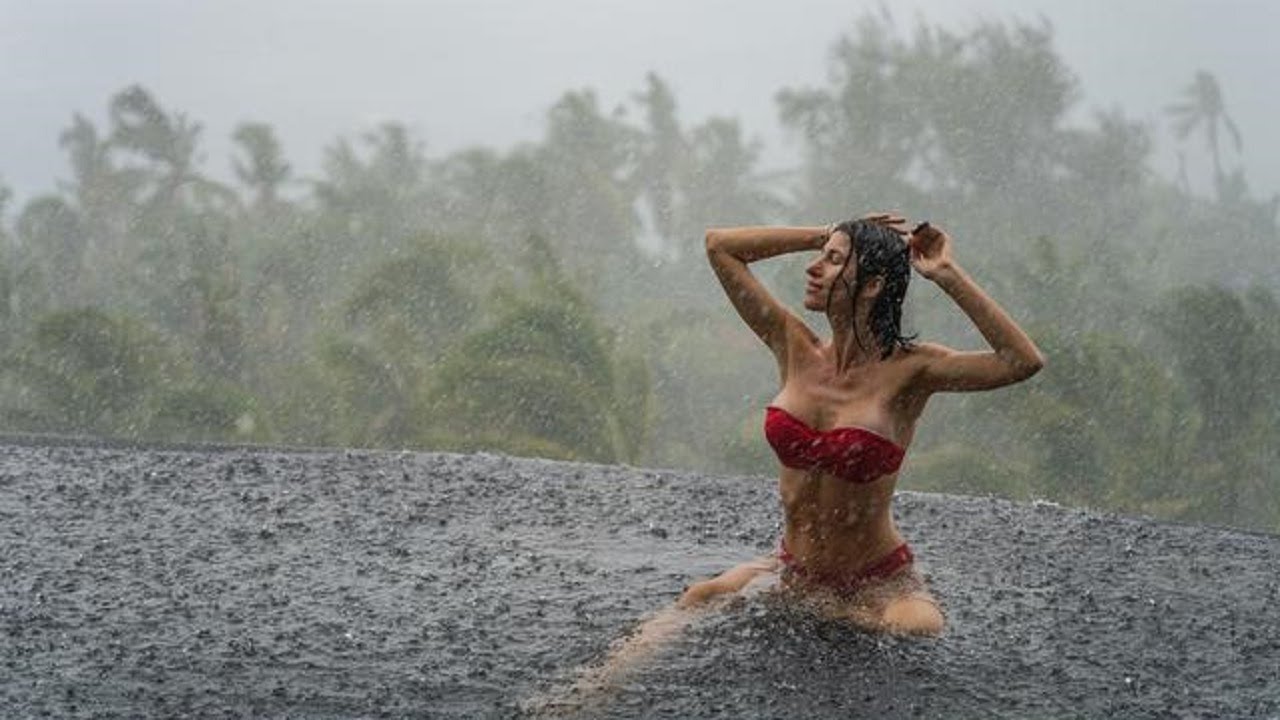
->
[[430, 349, 614, 460], [1018, 331, 1195, 511], [232, 122, 291, 207], [147, 380, 267, 443], [314, 122, 429, 251], [1, 19, 1279, 533], [109, 85, 236, 213], [16, 196, 85, 280], [1167, 70, 1242, 189], [1149, 285, 1280, 526], [1, 309, 171, 434], [313, 334, 425, 447], [776, 13, 924, 218], [905, 443, 1032, 500], [131, 214, 244, 381], [306, 235, 482, 448], [905, 329, 1198, 517], [342, 240, 477, 354], [1155, 287, 1263, 441], [1, 307, 268, 443], [609, 351, 653, 465], [427, 237, 647, 463]]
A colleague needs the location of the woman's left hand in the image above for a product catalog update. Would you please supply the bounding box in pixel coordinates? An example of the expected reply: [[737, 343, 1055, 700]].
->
[[861, 212, 910, 237], [909, 222, 955, 280]]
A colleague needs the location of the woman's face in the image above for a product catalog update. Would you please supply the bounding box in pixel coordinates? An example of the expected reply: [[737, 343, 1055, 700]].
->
[[804, 231, 855, 311]]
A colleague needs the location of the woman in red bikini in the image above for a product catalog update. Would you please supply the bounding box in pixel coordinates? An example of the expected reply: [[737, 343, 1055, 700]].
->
[[535, 214, 1043, 710], [680, 213, 1044, 635]]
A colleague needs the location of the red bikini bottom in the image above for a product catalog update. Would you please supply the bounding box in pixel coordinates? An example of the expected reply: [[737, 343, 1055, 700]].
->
[[777, 539, 914, 597]]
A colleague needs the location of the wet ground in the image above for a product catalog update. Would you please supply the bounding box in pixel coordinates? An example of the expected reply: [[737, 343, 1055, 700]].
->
[[2, 435, 1278, 719]]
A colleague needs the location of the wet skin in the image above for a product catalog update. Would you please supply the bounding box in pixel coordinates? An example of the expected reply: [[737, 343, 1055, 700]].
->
[[690, 220, 1043, 635], [689, 229, 943, 634], [681, 328, 945, 636]]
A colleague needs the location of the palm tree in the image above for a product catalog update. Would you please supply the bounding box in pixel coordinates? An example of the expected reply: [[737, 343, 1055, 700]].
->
[[231, 122, 291, 208], [632, 73, 687, 251], [313, 122, 430, 252], [1166, 70, 1242, 187], [60, 114, 127, 215], [426, 236, 650, 463], [108, 85, 234, 211], [56, 113, 149, 302]]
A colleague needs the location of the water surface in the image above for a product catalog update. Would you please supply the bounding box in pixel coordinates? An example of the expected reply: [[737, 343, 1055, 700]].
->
[[2, 438, 1276, 718]]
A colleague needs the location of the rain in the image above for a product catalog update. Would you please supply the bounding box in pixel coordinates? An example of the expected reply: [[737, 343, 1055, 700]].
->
[[1, 1, 1278, 718]]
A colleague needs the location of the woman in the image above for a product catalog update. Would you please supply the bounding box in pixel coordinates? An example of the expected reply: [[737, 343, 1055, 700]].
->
[[684, 214, 1044, 634], [532, 214, 1042, 712]]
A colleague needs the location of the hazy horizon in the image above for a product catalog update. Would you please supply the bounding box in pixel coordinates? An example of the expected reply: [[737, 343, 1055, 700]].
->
[[3, 0, 1277, 208]]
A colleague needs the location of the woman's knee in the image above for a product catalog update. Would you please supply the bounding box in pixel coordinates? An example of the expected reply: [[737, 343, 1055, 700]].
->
[[677, 581, 708, 607], [881, 597, 945, 636], [678, 560, 774, 608], [678, 579, 725, 608]]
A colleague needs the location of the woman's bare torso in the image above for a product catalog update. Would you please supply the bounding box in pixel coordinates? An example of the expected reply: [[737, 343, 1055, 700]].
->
[[770, 323, 930, 574]]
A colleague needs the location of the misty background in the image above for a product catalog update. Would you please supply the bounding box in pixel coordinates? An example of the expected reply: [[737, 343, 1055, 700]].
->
[[5, 0, 1279, 203], [2, 1, 1278, 532]]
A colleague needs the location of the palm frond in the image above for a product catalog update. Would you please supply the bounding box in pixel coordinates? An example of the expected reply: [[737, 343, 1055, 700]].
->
[[1222, 113, 1243, 152]]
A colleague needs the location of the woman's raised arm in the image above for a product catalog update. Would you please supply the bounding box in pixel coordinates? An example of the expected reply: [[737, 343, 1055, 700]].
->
[[908, 224, 1045, 392], [704, 225, 827, 354]]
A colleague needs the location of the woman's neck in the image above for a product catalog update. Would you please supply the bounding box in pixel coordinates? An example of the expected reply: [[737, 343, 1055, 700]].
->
[[828, 311, 881, 371]]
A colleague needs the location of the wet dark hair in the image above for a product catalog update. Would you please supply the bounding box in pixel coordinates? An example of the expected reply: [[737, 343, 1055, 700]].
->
[[826, 219, 916, 359]]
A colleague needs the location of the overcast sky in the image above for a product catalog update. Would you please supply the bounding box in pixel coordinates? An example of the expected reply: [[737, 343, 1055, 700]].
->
[[2, 0, 1277, 208]]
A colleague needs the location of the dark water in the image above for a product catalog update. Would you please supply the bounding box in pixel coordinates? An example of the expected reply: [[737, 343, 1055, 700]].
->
[[2, 436, 1278, 719]]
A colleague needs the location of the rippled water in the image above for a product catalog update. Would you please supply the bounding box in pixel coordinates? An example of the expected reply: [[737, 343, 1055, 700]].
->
[[2, 437, 1277, 718]]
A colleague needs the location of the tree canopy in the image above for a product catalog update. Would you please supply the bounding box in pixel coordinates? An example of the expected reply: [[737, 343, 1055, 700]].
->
[[1, 13, 1276, 531]]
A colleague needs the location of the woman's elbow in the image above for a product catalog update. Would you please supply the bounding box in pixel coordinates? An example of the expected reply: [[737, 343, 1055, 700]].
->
[[996, 349, 1044, 385], [1030, 346, 1047, 373], [1015, 351, 1046, 381], [705, 228, 723, 252]]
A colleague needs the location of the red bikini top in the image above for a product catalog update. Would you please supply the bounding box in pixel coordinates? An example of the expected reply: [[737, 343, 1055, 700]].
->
[[764, 405, 905, 484]]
